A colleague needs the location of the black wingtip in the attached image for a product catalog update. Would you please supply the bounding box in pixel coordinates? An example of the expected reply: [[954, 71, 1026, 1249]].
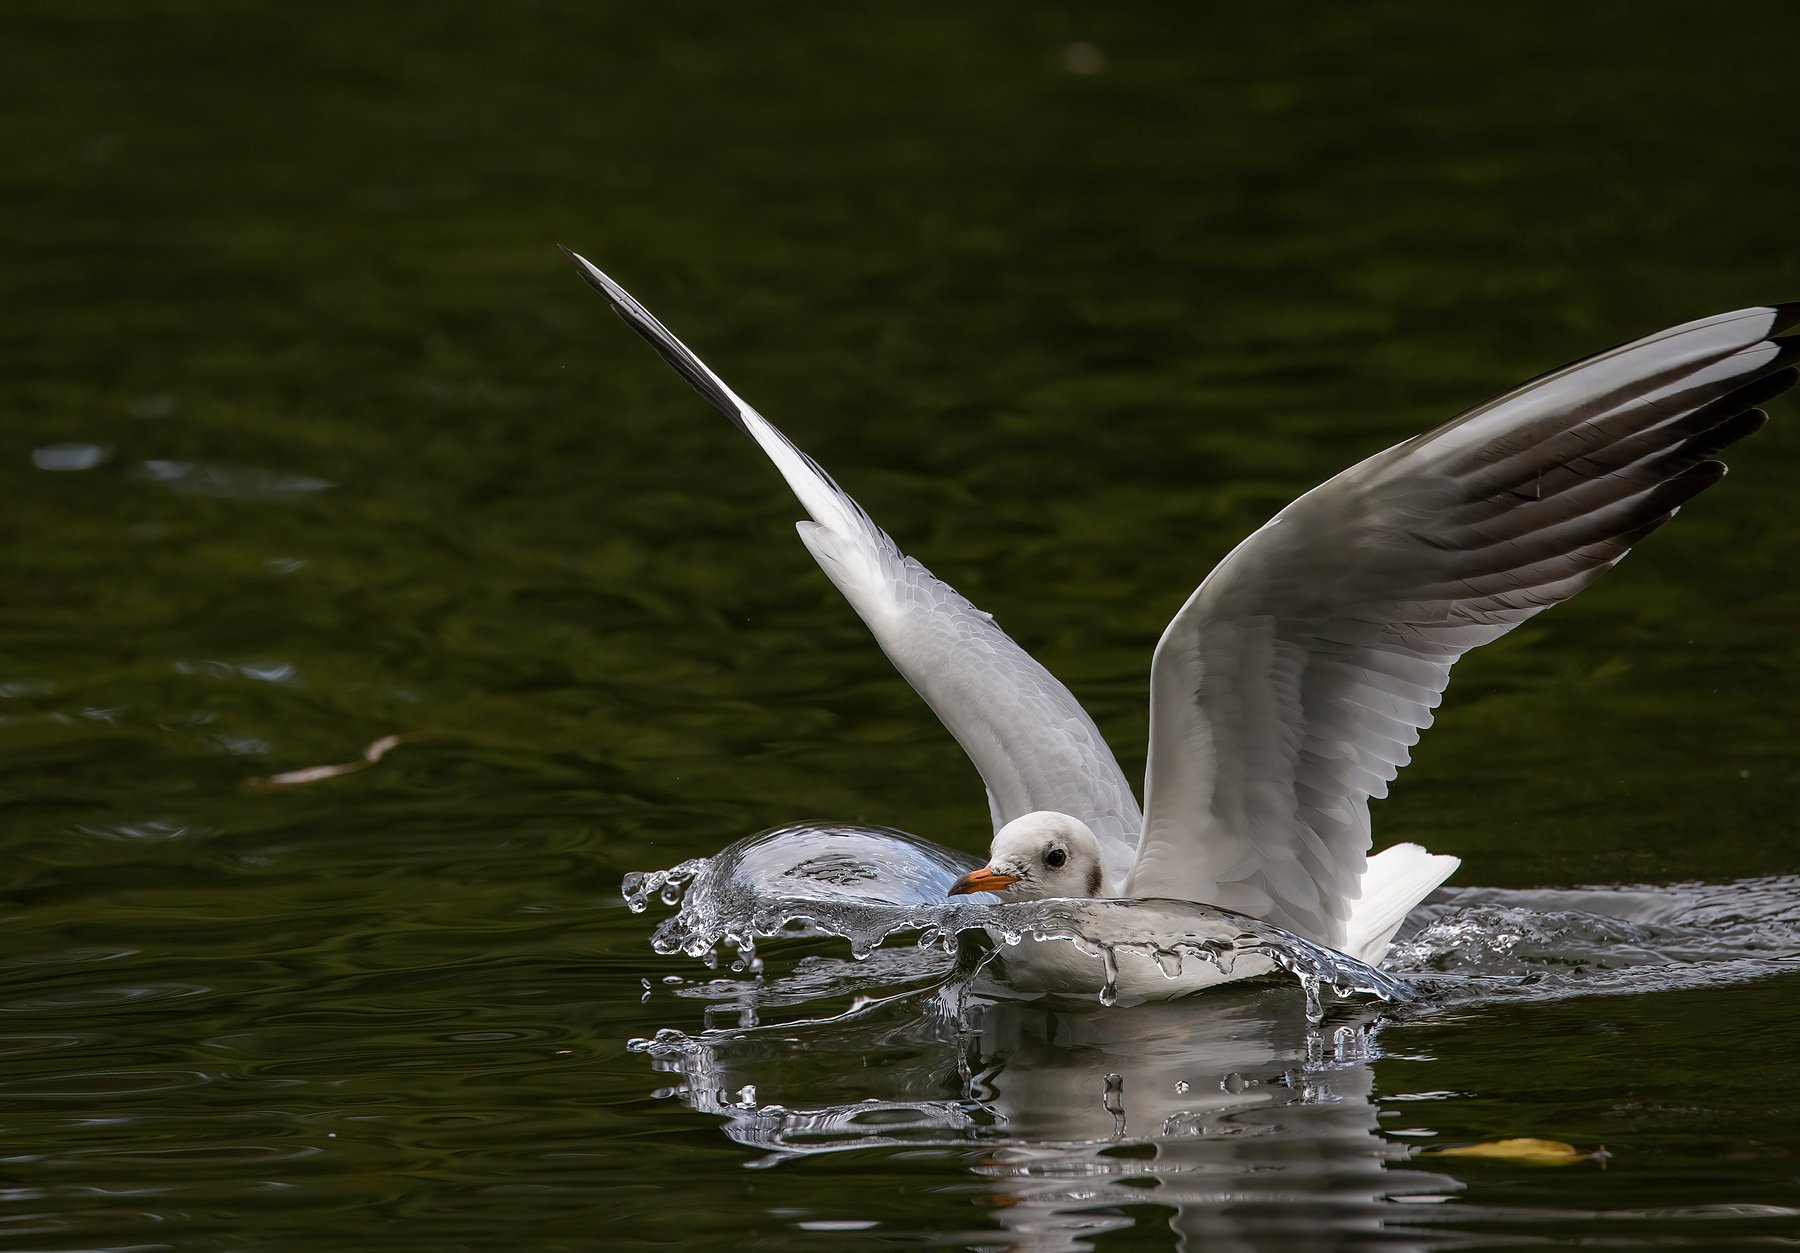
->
[[1691, 407, 1771, 459], [559, 245, 615, 299], [1651, 458, 1730, 512], [1771, 302, 1800, 338], [1769, 337, 1800, 377], [560, 247, 750, 432]]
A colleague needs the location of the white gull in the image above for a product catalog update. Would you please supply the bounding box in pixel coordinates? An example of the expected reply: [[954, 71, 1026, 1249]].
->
[[567, 249, 1795, 997]]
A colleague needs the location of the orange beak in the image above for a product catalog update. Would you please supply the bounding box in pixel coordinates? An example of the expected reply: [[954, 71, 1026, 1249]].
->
[[947, 866, 1020, 897]]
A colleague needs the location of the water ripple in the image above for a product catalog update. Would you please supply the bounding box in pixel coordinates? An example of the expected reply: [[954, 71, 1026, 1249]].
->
[[139, 460, 332, 500]]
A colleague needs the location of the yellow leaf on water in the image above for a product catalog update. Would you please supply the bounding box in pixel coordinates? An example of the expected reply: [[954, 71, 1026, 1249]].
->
[[1421, 1138, 1609, 1167]]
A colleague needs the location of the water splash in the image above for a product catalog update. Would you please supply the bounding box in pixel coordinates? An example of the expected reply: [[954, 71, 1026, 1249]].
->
[[622, 824, 1409, 1024], [626, 866, 1800, 1179], [1383, 876, 1800, 1006]]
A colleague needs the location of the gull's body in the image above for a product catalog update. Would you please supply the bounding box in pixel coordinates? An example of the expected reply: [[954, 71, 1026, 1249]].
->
[[568, 248, 1796, 998]]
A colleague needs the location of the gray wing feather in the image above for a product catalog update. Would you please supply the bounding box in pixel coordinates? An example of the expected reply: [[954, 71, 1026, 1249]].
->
[[1130, 305, 1798, 946], [566, 250, 1143, 875]]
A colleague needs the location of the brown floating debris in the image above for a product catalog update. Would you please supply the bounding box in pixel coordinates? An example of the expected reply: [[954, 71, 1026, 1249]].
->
[[248, 733, 417, 789]]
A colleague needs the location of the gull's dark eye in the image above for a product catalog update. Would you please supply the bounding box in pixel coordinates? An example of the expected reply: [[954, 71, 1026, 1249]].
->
[[1044, 848, 1067, 869]]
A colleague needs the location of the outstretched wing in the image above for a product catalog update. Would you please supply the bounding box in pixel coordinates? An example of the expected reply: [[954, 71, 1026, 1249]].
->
[[1130, 305, 1798, 946], [565, 250, 1143, 876]]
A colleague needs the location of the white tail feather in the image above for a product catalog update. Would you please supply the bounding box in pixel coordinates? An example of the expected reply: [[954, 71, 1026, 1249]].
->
[[1344, 843, 1459, 964]]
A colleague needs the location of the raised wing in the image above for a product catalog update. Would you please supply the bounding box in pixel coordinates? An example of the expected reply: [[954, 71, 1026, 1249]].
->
[[1129, 305, 1798, 946], [565, 250, 1143, 875]]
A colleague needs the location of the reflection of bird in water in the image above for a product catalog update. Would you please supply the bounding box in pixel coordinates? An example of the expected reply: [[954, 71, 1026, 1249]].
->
[[568, 251, 1794, 995], [966, 995, 1460, 1251], [644, 981, 1459, 1248]]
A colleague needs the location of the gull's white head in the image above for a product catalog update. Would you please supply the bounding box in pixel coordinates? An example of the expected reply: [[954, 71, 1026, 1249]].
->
[[947, 811, 1110, 900]]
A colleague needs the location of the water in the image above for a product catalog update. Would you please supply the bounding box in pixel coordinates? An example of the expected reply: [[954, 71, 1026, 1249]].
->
[[626, 854, 1800, 1243], [621, 824, 1410, 1014], [4, 3, 1800, 1249]]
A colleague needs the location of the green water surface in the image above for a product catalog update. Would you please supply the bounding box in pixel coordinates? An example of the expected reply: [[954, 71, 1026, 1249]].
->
[[2, 3, 1798, 1248]]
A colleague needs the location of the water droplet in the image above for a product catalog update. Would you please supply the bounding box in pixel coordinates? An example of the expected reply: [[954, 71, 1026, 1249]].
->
[[1174, 1079, 1190, 1095], [621, 872, 650, 912], [1103, 1072, 1126, 1135], [1301, 974, 1323, 1023], [1098, 947, 1120, 1007]]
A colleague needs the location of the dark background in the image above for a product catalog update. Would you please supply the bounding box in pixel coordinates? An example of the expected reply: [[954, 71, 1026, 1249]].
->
[[2, 3, 1797, 1247]]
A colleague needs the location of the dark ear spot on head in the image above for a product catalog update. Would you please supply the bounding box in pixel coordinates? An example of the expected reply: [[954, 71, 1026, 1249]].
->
[[1086, 864, 1103, 896]]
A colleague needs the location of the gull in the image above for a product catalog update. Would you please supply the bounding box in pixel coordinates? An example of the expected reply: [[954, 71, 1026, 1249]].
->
[[566, 248, 1796, 993]]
